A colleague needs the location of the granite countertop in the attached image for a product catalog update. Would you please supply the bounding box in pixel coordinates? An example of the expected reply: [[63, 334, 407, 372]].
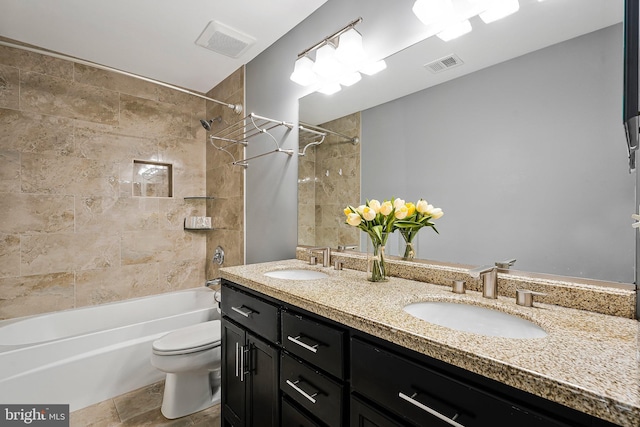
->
[[220, 259, 640, 427]]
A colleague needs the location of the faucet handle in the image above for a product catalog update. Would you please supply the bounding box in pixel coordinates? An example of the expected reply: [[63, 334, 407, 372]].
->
[[337, 244, 358, 252], [495, 258, 516, 271], [516, 289, 546, 307]]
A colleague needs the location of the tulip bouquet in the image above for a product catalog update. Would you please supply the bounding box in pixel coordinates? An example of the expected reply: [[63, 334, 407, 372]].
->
[[344, 198, 415, 282], [393, 199, 444, 260]]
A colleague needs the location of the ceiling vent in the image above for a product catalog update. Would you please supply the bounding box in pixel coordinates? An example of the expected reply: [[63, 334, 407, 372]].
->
[[424, 54, 464, 73], [195, 21, 256, 58]]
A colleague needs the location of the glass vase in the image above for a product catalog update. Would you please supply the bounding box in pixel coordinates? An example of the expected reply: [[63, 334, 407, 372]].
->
[[400, 233, 418, 261], [367, 234, 388, 282]]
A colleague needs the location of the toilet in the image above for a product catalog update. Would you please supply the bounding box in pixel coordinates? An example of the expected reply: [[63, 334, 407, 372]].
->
[[150, 320, 222, 419]]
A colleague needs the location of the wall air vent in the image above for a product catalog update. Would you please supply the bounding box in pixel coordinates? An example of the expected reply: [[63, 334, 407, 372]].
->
[[195, 21, 256, 58], [424, 54, 464, 73]]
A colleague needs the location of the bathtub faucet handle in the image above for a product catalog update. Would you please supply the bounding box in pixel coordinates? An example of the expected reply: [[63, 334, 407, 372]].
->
[[205, 278, 221, 288]]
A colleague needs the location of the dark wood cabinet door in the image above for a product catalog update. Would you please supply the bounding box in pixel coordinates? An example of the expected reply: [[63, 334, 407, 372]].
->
[[222, 319, 246, 427], [351, 396, 407, 427], [246, 332, 279, 427]]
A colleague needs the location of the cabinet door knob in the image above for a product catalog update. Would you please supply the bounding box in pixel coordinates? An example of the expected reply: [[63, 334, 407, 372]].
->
[[287, 335, 319, 353], [398, 392, 465, 427]]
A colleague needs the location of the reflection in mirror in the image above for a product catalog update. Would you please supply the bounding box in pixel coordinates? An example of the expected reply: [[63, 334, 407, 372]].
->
[[298, 3, 635, 284]]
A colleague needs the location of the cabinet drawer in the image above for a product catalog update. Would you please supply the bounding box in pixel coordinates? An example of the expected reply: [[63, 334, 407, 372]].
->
[[351, 338, 568, 427], [280, 353, 344, 427], [222, 285, 278, 343], [281, 397, 322, 427], [282, 310, 345, 379]]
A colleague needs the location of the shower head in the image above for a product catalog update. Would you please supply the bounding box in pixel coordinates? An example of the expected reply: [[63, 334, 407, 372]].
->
[[200, 116, 222, 132], [200, 119, 212, 131]]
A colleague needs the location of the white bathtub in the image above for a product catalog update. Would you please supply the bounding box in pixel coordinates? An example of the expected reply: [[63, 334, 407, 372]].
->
[[0, 287, 219, 412]]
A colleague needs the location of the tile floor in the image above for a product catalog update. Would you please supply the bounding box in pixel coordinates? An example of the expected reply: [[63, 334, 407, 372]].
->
[[69, 381, 221, 426]]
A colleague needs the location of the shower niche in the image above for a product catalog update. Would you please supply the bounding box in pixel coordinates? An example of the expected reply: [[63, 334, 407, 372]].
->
[[133, 160, 173, 198]]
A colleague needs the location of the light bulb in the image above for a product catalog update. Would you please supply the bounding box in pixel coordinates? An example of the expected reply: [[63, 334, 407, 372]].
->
[[289, 56, 317, 86], [317, 81, 342, 95], [359, 60, 387, 76], [336, 28, 365, 65], [479, 0, 520, 23], [312, 43, 345, 79]]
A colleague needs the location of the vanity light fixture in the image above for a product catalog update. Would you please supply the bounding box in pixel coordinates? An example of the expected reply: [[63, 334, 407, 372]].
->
[[289, 17, 386, 95], [412, 0, 522, 41]]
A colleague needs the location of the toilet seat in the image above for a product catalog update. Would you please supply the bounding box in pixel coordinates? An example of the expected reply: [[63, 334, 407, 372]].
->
[[153, 320, 221, 356]]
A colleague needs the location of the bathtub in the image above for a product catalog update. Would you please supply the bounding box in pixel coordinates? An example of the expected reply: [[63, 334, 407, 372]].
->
[[0, 287, 219, 412]]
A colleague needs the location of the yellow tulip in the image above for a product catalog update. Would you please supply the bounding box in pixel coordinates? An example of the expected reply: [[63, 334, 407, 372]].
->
[[346, 213, 362, 226], [343, 207, 352, 216], [406, 202, 416, 217], [362, 206, 376, 221], [379, 201, 393, 216], [416, 199, 429, 214], [368, 199, 381, 213], [356, 205, 366, 214]]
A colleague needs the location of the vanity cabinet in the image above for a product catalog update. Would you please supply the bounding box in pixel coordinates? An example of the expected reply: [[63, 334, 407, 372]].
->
[[221, 279, 620, 427], [221, 286, 279, 427]]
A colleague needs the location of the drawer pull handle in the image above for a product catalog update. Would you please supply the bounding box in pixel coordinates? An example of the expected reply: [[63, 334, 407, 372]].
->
[[231, 305, 254, 317], [286, 379, 319, 404], [398, 392, 465, 427], [287, 335, 319, 353]]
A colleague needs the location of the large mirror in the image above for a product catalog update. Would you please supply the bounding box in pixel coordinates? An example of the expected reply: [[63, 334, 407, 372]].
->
[[297, 0, 635, 284]]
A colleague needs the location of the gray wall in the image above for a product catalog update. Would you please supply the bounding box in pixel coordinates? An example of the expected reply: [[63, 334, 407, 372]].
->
[[245, 0, 366, 264], [362, 24, 635, 282]]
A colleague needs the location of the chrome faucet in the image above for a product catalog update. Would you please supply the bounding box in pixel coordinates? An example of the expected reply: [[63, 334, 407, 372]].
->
[[468, 265, 498, 299], [495, 258, 516, 272], [337, 244, 358, 252], [308, 247, 331, 267]]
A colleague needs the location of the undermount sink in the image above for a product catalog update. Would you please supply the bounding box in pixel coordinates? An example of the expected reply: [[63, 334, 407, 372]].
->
[[403, 301, 547, 339], [264, 269, 329, 280]]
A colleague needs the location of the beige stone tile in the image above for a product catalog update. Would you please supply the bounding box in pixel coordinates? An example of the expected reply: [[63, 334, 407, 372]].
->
[[73, 63, 159, 102], [20, 71, 119, 124], [70, 399, 120, 427], [121, 230, 203, 266], [0, 193, 74, 233], [0, 64, 19, 109], [113, 382, 164, 423], [76, 195, 159, 233], [0, 150, 20, 193], [0, 232, 20, 278], [21, 232, 120, 275], [0, 108, 75, 155], [208, 163, 243, 198], [160, 197, 206, 230], [0, 272, 75, 319], [159, 258, 206, 291], [74, 121, 158, 162], [0, 43, 73, 79], [75, 264, 161, 307], [209, 196, 243, 230], [21, 152, 119, 196], [206, 66, 244, 103], [120, 409, 192, 427], [157, 136, 206, 198], [119, 94, 191, 139]]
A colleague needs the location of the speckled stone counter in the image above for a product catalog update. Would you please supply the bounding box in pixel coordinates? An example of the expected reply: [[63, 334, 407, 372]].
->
[[220, 259, 640, 427]]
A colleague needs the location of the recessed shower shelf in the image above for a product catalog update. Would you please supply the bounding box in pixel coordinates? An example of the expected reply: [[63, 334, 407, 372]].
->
[[208, 113, 295, 168]]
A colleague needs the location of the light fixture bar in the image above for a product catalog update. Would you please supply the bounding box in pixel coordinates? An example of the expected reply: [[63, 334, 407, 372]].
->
[[296, 17, 363, 59]]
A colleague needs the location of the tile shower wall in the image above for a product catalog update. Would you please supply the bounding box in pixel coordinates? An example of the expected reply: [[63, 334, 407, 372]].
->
[[0, 41, 244, 320], [204, 68, 245, 280], [297, 112, 360, 247]]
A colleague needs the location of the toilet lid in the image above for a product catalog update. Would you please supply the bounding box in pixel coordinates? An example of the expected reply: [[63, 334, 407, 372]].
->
[[153, 320, 221, 355]]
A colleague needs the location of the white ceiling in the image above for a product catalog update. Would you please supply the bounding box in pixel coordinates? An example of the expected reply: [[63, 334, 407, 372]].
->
[[0, 0, 327, 93]]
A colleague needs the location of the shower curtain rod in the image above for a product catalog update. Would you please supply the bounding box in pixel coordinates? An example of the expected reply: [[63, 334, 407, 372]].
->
[[0, 40, 243, 114]]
